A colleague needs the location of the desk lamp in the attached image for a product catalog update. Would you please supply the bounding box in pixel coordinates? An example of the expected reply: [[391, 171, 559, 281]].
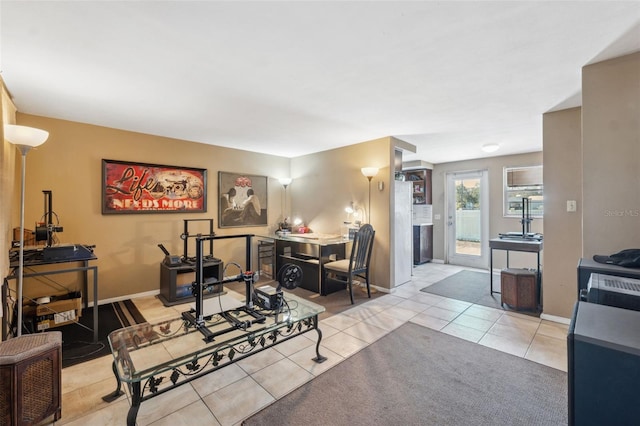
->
[[4, 124, 49, 336]]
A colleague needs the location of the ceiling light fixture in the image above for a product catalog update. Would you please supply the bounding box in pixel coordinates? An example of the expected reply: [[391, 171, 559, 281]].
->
[[481, 143, 500, 153]]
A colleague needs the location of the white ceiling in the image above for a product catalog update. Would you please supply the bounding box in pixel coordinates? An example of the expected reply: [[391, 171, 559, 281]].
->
[[2, 1, 639, 164]]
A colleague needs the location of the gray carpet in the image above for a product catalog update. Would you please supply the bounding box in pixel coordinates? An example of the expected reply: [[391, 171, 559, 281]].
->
[[243, 322, 567, 426], [420, 270, 507, 311]]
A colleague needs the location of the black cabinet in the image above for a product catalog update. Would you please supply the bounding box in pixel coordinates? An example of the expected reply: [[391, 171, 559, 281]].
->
[[158, 259, 223, 306], [568, 301, 640, 425], [577, 258, 640, 297], [258, 240, 275, 279], [413, 224, 433, 264], [272, 237, 346, 295]]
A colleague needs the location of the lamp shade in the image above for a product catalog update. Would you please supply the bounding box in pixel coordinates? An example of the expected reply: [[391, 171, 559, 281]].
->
[[279, 177, 292, 187], [4, 124, 49, 148], [361, 167, 379, 178]]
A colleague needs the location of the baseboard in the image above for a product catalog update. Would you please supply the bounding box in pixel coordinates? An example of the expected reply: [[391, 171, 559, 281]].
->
[[353, 280, 390, 294], [371, 284, 390, 294], [540, 313, 570, 325], [90, 289, 160, 307], [430, 259, 444, 264]]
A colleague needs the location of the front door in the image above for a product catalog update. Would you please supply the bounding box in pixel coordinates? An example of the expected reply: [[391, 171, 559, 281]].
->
[[445, 170, 489, 269]]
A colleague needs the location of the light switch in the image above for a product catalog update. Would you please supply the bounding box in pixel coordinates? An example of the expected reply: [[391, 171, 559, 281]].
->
[[567, 200, 577, 212], [434, 214, 441, 220]]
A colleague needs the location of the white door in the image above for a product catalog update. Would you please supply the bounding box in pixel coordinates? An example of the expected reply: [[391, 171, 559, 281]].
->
[[394, 181, 412, 286], [446, 170, 489, 269]]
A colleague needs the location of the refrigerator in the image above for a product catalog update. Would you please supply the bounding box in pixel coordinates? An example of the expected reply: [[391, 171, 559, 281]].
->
[[394, 181, 413, 286]]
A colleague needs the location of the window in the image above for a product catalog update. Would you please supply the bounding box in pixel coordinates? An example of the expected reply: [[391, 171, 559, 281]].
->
[[504, 165, 543, 217]]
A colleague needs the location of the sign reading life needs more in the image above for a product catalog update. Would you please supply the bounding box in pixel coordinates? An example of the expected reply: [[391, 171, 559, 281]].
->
[[102, 159, 207, 214]]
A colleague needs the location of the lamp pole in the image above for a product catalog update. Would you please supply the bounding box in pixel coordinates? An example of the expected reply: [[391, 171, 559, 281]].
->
[[16, 148, 28, 336], [361, 167, 379, 224], [279, 177, 292, 229], [366, 176, 373, 224]]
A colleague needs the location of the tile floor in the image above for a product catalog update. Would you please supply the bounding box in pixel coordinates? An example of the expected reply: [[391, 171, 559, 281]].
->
[[49, 263, 568, 425]]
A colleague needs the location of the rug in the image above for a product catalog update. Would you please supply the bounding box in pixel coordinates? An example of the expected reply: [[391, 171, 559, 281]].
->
[[58, 300, 146, 368], [243, 323, 568, 426], [420, 270, 506, 310]]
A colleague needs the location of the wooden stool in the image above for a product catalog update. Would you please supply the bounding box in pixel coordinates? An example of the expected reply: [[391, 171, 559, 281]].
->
[[501, 268, 538, 311], [0, 332, 62, 425]]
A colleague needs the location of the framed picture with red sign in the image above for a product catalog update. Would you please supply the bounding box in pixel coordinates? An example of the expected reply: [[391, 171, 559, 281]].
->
[[218, 171, 268, 227], [102, 159, 207, 214]]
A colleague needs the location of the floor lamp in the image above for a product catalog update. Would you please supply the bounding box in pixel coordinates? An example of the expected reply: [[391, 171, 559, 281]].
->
[[361, 167, 379, 224], [4, 124, 50, 336], [279, 177, 292, 231]]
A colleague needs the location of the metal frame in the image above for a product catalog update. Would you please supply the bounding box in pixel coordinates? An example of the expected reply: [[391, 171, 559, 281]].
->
[[3, 261, 98, 341]]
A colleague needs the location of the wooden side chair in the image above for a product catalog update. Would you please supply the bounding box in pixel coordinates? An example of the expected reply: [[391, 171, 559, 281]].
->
[[324, 224, 375, 304]]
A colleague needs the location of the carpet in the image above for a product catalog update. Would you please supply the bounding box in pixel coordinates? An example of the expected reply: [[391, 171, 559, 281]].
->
[[420, 270, 506, 311], [243, 323, 568, 426], [58, 300, 146, 368]]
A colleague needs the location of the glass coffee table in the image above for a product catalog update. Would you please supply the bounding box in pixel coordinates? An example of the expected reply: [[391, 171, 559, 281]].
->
[[103, 291, 326, 426]]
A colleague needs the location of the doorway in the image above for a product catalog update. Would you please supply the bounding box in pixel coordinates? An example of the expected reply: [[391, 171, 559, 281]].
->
[[445, 170, 489, 269]]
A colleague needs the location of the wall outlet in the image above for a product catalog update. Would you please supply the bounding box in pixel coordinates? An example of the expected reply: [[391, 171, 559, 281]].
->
[[567, 200, 577, 212], [434, 213, 441, 220]]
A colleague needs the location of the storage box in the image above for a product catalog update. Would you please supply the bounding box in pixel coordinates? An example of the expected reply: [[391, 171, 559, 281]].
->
[[500, 268, 538, 311], [24, 292, 82, 331]]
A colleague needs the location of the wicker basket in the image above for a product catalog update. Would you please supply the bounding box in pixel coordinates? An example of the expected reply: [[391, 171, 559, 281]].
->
[[0, 332, 62, 425]]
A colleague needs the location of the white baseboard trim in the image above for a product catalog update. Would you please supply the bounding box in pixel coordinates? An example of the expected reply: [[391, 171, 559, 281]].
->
[[372, 285, 390, 294], [430, 259, 445, 264], [89, 289, 160, 307], [354, 281, 390, 294], [540, 313, 571, 325]]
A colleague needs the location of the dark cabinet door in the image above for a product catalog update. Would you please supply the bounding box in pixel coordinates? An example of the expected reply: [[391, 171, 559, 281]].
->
[[413, 225, 433, 265]]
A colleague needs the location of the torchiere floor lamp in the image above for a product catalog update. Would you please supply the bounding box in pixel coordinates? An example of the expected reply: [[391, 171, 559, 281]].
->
[[5, 124, 49, 336], [361, 167, 379, 224]]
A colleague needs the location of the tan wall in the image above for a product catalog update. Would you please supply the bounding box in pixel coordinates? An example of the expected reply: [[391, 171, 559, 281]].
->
[[14, 114, 290, 301], [582, 52, 640, 257], [542, 107, 582, 318], [290, 137, 393, 289], [8, 113, 394, 303], [431, 152, 544, 268]]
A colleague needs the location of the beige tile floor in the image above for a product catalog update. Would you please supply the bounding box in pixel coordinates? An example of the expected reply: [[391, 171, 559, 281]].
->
[[47, 263, 568, 425]]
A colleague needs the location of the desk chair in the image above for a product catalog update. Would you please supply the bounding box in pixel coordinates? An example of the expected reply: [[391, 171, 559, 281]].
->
[[324, 224, 375, 304]]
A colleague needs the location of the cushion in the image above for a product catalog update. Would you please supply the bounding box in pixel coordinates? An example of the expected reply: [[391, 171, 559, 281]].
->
[[324, 259, 352, 273]]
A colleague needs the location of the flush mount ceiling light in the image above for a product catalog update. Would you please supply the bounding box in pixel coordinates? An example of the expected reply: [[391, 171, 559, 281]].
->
[[481, 143, 500, 153]]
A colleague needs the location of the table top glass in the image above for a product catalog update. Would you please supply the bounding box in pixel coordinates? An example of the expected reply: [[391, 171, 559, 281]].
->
[[258, 232, 349, 246], [107, 291, 324, 383]]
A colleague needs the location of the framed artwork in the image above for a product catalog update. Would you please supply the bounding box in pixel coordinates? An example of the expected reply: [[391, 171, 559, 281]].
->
[[218, 171, 268, 227], [102, 159, 207, 214]]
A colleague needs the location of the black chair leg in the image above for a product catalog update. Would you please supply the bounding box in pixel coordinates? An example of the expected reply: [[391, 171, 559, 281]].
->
[[348, 277, 355, 304], [366, 272, 371, 298]]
